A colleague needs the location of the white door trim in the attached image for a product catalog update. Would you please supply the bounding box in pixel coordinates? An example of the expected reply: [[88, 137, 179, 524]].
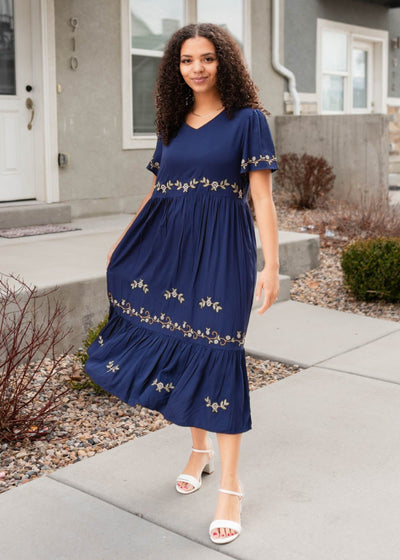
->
[[31, 0, 59, 203]]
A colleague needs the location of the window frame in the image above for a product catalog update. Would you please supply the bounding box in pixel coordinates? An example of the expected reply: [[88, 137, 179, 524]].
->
[[316, 18, 388, 116], [121, 0, 251, 150]]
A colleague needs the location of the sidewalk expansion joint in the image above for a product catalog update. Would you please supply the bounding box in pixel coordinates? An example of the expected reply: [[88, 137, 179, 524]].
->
[[315, 365, 400, 386], [312, 327, 400, 367], [46, 474, 240, 558]]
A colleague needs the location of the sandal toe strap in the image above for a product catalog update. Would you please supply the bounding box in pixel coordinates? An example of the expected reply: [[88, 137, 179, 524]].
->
[[176, 474, 201, 489], [209, 519, 241, 534]]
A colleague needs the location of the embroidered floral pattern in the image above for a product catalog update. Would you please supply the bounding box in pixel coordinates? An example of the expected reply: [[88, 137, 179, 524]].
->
[[199, 296, 222, 313], [155, 180, 174, 194], [106, 360, 119, 373], [148, 160, 160, 171], [152, 379, 175, 393], [176, 179, 199, 192], [108, 292, 245, 347], [241, 154, 278, 171], [98, 335, 104, 346], [153, 176, 244, 199], [205, 396, 230, 413], [131, 278, 149, 294], [164, 288, 185, 303]]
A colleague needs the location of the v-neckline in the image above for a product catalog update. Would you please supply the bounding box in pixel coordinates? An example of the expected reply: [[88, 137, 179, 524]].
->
[[184, 109, 225, 131]]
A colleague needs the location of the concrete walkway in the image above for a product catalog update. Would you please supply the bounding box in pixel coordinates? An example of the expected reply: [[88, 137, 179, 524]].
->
[[1, 299, 399, 559]]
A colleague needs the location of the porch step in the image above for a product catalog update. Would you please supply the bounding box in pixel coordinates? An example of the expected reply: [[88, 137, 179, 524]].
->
[[0, 201, 72, 229], [0, 214, 319, 353], [256, 228, 320, 279]]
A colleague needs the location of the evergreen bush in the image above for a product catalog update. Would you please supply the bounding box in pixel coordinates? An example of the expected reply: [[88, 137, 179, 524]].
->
[[73, 314, 109, 393], [341, 237, 400, 302]]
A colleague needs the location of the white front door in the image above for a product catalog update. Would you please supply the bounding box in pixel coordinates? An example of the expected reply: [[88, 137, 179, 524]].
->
[[0, 0, 36, 201]]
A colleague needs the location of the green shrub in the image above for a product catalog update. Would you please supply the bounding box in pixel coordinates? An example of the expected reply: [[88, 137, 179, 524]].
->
[[341, 237, 400, 302], [73, 314, 109, 393]]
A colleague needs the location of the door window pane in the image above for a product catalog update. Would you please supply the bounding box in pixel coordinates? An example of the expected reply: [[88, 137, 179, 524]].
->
[[130, 0, 184, 51], [352, 48, 368, 109], [132, 55, 161, 133], [197, 0, 244, 49], [322, 30, 347, 73], [322, 74, 344, 112], [0, 0, 15, 95]]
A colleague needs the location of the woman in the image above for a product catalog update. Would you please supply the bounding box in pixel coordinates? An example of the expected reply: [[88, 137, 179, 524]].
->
[[85, 23, 279, 545]]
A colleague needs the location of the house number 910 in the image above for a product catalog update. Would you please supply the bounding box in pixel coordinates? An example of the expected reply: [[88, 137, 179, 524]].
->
[[69, 16, 79, 71]]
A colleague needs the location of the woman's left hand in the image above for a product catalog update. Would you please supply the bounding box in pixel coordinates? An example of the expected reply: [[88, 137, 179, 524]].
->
[[255, 267, 280, 314]]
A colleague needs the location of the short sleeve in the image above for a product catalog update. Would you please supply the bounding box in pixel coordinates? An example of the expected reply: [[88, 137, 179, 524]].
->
[[146, 137, 163, 175], [241, 109, 278, 174]]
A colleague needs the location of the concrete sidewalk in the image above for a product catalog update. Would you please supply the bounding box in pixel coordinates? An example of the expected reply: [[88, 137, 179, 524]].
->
[[1, 300, 399, 560]]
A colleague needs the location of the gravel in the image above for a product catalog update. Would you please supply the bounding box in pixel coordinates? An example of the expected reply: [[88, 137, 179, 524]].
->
[[2, 200, 398, 495]]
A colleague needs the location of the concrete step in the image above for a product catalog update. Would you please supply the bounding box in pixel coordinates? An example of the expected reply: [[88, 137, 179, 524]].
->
[[0, 214, 319, 352], [0, 201, 72, 228], [255, 228, 320, 279], [389, 173, 400, 187]]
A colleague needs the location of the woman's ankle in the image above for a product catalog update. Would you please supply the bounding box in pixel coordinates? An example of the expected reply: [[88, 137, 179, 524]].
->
[[219, 474, 241, 491]]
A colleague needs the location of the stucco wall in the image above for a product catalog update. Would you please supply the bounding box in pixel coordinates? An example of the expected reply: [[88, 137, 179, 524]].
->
[[251, 0, 285, 132], [388, 8, 400, 97], [275, 114, 390, 204], [55, 0, 152, 218]]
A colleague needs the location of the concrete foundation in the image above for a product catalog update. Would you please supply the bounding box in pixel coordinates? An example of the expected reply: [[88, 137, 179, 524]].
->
[[275, 114, 391, 204]]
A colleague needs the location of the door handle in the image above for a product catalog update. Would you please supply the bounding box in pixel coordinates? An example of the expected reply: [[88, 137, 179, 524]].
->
[[25, 97, 35, 130]]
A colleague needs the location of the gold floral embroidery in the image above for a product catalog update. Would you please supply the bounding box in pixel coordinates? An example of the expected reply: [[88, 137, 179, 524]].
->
[[106, 360, 119, 373], [155, 180, 174, 194], [148, 160, 160, 170], [164, 288, 185, 303], [205, 396, 230, 413], [199, 297, 222, 313], [98, 335, 104, 346], [241, 154, 278, 170], [176, 179, 199, 192], [131, 278, 149, 294], [108, 292, 245, 347], [152, 379, 175, 393], [154, 176, 244, 199]]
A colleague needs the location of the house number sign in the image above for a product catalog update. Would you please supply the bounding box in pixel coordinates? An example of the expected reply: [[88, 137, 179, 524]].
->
[[69, 16, 79, 70]]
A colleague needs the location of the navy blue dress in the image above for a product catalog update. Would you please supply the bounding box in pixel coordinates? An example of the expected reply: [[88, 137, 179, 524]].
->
[[85, 108, 278, 434]]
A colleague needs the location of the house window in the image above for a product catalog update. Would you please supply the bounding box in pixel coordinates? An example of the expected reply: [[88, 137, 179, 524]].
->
[[130, 0, 185, 134], [317, 19, 388, 115], [123, 0, 248, 148]]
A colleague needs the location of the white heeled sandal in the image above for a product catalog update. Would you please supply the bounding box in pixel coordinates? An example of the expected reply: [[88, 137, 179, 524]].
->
[[209, 487, 244, 544], [175, 444, 214, 494]]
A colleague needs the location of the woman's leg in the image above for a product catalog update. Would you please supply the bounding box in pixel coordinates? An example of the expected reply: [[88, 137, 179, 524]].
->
[[176, 427, 213, 492], [211, 432, 242, 539]]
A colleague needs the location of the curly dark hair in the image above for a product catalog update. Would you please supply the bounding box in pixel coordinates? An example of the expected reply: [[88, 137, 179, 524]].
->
[[154, 23, 269, 145]]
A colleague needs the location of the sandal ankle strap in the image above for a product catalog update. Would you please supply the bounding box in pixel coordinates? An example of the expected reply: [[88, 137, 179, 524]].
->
[[192, 447, 212, 453], [219, 488, 243, 497]]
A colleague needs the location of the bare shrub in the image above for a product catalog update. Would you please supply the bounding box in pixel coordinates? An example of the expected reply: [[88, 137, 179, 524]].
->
[[275, 153, 335, 209], [0, 274, 73, 442], [333, 189, 400, 239]]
